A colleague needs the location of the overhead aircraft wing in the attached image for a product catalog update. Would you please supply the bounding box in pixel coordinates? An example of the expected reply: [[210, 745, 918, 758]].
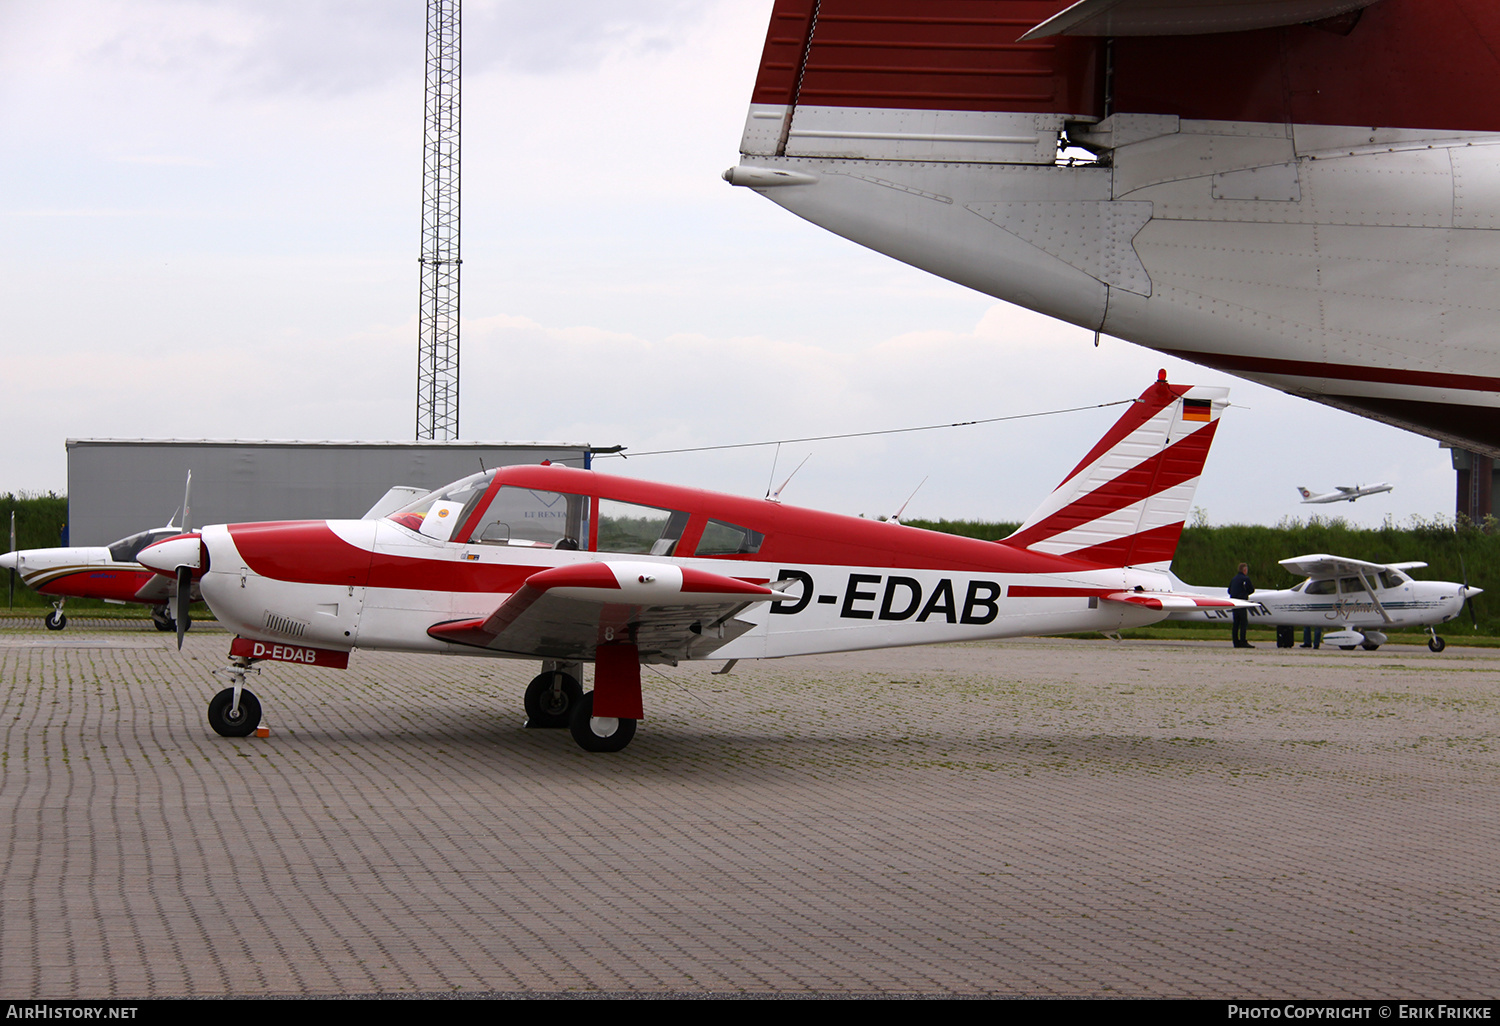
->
[[1278, 553, 1395, 579], [1387, 561, 1429, 572], [427, 562, 783, 664], [1020, 0, 1381, 40]]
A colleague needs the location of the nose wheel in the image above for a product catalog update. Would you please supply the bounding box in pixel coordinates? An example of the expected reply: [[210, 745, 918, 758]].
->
[[1428, 628, 1446, 652], [208, 657, 262, 737]]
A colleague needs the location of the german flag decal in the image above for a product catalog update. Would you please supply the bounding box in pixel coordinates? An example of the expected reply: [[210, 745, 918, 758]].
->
[[1182, 399, 1212, 422]]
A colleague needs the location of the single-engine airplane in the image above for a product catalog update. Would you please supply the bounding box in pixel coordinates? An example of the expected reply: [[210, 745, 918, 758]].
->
[[0, 475, 199, 632], [140, 374, 1247, 753], [1171, 553, 1481, 651], [727, 0, 1500, 456], [1298, 483, 1393, 504]]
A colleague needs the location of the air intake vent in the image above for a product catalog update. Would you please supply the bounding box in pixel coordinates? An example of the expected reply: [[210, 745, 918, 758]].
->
[[262, 611, 309, 638]]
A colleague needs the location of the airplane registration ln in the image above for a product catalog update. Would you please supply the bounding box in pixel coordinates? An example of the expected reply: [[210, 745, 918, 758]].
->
[[725, 0, 1500, 456], [140, 374, 1246, 753]]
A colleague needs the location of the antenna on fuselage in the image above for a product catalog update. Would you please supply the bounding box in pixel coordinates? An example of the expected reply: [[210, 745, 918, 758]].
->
[[767, 454, 811, 504], [887, 476, 928, 524]]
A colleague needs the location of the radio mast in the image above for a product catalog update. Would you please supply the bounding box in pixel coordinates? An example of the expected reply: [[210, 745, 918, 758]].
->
[[416, 0, 460, 440]]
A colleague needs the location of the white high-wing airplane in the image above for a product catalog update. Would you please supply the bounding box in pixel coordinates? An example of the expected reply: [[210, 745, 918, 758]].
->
[[138, 375, 1251, 753], [726, 0, 1500, 456], [1297, 484, 1393, 504], [1173, 553, 1481, 651]]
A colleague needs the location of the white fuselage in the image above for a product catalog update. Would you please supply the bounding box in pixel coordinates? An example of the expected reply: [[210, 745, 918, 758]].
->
[[197, 518, 1174, 663]]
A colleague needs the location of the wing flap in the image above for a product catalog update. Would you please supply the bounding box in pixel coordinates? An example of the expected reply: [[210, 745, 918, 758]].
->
[[1020, 0, 1380, 40]]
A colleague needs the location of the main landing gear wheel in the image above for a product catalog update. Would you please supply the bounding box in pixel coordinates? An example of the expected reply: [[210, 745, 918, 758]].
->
[[207, 687, 262, 738], [1429, 636, 1447, 653], [152, 615, 174, 632], [524, 671, 582, 728], [568, 690, 636, 753], [1361, 643, 1381, 651], [44, 609, 66, 631]]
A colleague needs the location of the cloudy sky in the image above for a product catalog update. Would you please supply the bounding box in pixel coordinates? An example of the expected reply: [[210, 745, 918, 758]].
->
[[0, 0, 1457, 528]]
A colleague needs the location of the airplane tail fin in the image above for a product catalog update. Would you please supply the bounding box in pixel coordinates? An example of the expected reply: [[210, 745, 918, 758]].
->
[[1297, 486, 1311, 499], [1002, 372, 1229, 570]]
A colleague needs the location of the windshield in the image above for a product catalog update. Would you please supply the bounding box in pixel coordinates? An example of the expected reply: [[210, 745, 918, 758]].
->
[[108, 528, 179, 564], [386, 470, 496, 533]]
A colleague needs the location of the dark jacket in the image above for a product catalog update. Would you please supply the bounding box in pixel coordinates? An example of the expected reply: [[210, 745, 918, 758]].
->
[[1228, 572, 1255, 600]]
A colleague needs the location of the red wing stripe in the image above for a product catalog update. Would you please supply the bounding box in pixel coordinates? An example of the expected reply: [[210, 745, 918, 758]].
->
[[679, 567, 778, 596], [1059, 379, 1188, 487], [1007, 421, 1218, 549]]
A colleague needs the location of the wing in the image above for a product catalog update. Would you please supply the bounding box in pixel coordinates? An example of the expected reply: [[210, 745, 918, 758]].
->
[[1279, 553, 1391, 579], [427, 561, 782, 664]]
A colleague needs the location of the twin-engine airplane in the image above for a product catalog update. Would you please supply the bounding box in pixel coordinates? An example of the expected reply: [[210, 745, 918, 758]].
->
[[727, 0, 1500, 456], [1173, 553, 1480, 650], [140, 375, 1246, 753], [1298, 483, 1394, 504], [0, 475, 199, 632]]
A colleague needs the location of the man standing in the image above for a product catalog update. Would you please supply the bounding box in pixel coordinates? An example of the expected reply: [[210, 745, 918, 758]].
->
[[1229, 562, 1255, 648]]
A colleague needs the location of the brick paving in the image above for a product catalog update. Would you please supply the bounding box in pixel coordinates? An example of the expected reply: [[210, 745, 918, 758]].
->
[[0, 624, 1496, 998]]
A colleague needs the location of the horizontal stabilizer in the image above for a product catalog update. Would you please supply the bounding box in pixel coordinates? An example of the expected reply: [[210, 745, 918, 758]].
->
[[1104, 590, 1248, 611]]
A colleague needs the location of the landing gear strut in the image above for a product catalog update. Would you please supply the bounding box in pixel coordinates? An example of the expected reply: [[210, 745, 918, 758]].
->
[[524, 666, 583, 728], [1428, 627, 1446, 653], [207, 657, 262, 737], [151, 607, 178, 633], [44, 601, 66, 631]]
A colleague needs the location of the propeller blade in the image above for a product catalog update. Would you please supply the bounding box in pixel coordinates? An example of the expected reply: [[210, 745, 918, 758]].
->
[[174, 565, 192, 650], [1459, 553, 1478, 628], [8, 511, 14, 609], [181, 470, 192, 535]]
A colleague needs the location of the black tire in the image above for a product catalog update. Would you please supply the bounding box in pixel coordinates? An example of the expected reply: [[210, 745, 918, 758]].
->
[[44, 610, 66, 631], [1361, 643, 1380, 651], [523, 671, 582, 728], [1338, 645, 1357, 651], [207, 687, 261, 738], [152, 615, 174, 632], [1429, 637, 1446, 653], [568, 690, 636, 753]]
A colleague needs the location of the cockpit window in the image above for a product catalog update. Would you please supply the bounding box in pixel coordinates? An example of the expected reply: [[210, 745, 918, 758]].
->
[[1338, 577, 1368, 594], [386, 470, 495, 533], [1305, 579, 1336, 595], [694, 519, 765, 557], [108, 528, 177, 564], [1378, 570, 1406, 590], [464, 487, 590, 548], [596, 499, 690, 555]]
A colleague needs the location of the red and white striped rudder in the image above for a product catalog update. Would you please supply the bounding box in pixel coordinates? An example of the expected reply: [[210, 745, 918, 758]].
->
[[1004, 372, 1229, 570]]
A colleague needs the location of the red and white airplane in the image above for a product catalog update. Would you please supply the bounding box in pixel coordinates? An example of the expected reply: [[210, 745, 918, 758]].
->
[[140, 374, 1245, 753], [0, 475, 198, 632], [726, 0, 1500, 456]]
